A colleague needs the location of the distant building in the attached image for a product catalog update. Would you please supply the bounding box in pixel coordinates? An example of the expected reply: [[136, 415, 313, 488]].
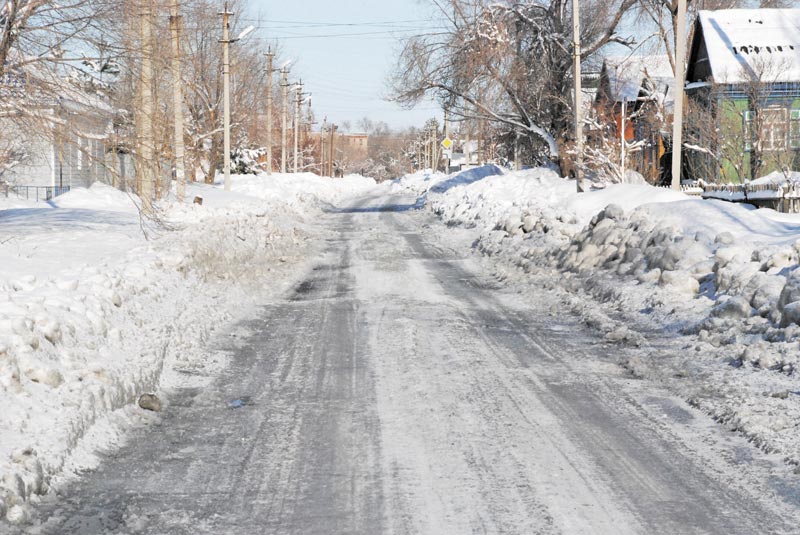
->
[[307, 131, 369, 176], [338, 132, 369, 164]]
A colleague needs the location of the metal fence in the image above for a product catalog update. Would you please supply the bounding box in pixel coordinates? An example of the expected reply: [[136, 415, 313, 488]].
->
[[1, 185, 71, 202]]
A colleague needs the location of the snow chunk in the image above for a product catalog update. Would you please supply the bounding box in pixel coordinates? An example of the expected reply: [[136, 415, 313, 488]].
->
[[711, 296, 753, 319]]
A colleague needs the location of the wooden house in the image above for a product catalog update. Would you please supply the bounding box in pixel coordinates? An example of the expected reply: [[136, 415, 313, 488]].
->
[[593, 55, 674, 183], [685, 9, 800, 183]]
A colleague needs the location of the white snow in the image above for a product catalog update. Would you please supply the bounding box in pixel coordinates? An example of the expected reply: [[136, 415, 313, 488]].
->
[[389, 164, 800, 464], [5, 159, 800, 523], [697, 9, 800, 84], [0, 172, 374, 523], [600, 54, 675, 104]]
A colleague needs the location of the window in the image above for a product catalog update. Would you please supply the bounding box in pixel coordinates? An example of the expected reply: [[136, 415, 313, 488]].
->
[[743, 110, 753, 151], [791, 109, 800, 150], [760, 107, 787, 152]]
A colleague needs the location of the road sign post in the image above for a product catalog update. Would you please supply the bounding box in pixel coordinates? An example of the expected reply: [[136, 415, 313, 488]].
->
[[441, 137, 453, 172]]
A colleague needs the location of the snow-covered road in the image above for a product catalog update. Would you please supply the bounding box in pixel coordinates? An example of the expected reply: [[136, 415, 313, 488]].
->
[[19, 192, 800, 534]]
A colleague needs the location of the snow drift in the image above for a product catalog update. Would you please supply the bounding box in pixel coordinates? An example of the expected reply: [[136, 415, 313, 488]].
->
[[0, 173, 375, 524], [391, 165, 800, 463]]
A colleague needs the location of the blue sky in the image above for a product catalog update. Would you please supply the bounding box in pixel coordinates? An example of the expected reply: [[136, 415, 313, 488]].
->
[[246, 0, 445, 132]]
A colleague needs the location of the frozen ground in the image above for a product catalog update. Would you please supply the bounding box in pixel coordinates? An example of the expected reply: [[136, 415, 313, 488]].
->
[[388, 166, 800, 466], [0, 173, 374, 524], [10, 191, 800, 534], [3, 165, 800, 532]]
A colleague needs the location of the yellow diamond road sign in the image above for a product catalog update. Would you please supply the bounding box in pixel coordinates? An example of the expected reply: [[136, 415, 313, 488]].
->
[[441, 137, 453, 150]]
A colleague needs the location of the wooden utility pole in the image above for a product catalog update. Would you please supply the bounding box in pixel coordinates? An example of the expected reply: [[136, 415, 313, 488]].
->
[[281, 67, 289, 173], [293, 81, 302, 173], [265, 47, 274, 175], [621, 97, 627, 177], [464, 114, 471, 168], [220, 2, 233, 191], [320, 117, 327, 176], [329, 124, 336, 177], [430, 124, 437, 171], [170, 0, 186, 201], [424, 128, 430, 170], [444, 108, 451, 172], [573, 0, 584, 192], [671, 0, 688, 190], [140, 0, 155, 214]]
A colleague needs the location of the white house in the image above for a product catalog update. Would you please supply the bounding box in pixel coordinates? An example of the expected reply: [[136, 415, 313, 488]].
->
[[1, 71, 119, 190]]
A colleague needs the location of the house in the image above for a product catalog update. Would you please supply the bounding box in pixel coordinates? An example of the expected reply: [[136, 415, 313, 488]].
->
[[593, 55, 674, 183], [0, 66, 119, 192], [685, 9, 800, 183]]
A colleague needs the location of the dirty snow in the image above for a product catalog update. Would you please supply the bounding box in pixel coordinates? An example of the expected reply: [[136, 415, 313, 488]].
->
[[389, 165, 800, 465], [0, 173, 374, 524]]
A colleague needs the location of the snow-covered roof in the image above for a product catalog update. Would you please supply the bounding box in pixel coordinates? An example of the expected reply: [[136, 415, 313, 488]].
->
[[0, 48, 114, 116], [600, 55, 674, 105], [697, 9, 800, 84]]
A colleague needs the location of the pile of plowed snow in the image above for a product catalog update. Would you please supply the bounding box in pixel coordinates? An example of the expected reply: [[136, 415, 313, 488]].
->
[[390, 165, 800, 463], [0, 173, 375, 524]]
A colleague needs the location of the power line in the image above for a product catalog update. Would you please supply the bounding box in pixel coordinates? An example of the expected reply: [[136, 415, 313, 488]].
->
[[251, 23, 446, 30], [237, 17, 439, 25], [252, 30, 445, 40]]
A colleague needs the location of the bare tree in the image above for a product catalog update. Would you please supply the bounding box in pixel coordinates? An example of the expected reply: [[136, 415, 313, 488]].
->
[[176, 0, 278, 183], [0, 1, 122, 186], [636, 0, 792, 72], [391, 0, 637, 168]]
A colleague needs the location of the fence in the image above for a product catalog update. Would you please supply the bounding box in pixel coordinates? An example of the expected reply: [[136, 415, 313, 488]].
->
[[1, 185, 72, 202], [700, 181, 800, 213]]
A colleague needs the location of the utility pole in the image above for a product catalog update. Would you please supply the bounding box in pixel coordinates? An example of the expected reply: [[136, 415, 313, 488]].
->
[[431, 124, 437, 171], [319, 122, 324, 176], [140, 0, 155, 214], [220, 2, 233, 191], [58, 119, 64, 189], [170, 0, 186, 201], [621, 97, 627, 178], [329, 124, 337, 177], [265, 47, 274, 175], [464, 114, 471, 168], [423, 131, 429, 170], [293, 81, 303, 173], [671, 0, 688, 190], [444, 108, 451, 172], [281, 67, 289, 173], [573, 0, 585, 192], [477, 117, 483, 166]]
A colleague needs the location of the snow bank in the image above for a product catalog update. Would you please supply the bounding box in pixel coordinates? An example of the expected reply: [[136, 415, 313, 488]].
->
[[393, 164, 800, 463], [51, 182, 140, 213], [0, 172, 375, 524], [227, 172, 376, 209]]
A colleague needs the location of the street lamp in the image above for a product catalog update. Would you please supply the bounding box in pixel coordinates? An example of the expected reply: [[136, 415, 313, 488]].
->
[[220, 0, 255, 192]]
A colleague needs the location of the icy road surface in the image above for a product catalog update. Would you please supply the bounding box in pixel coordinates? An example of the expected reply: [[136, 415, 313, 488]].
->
[[20, 193, 800, 534]]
